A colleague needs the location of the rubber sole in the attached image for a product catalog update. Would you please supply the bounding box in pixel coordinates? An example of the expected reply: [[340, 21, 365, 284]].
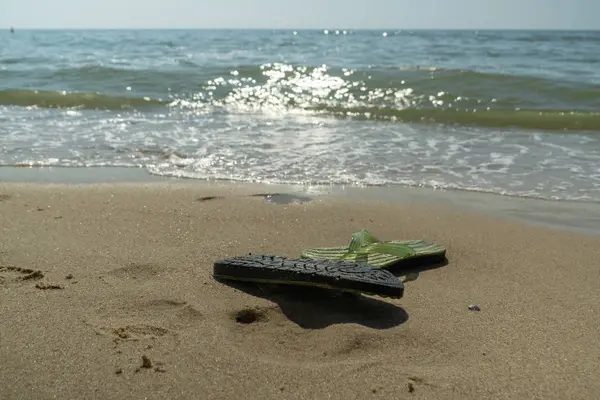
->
[[213, 255, 404, 299]]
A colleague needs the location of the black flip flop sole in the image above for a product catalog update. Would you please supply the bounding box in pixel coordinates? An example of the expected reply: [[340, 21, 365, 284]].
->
[[213, 255, 404, 299]]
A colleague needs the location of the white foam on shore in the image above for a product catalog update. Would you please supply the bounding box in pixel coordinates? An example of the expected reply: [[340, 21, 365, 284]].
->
[[2, 107, 600, 203]]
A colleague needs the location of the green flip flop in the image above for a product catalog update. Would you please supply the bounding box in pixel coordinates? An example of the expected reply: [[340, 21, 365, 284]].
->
[[300, 229, 446, 269]]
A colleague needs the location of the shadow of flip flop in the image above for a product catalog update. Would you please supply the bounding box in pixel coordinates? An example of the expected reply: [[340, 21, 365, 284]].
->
[[220, 280, 409, 329]]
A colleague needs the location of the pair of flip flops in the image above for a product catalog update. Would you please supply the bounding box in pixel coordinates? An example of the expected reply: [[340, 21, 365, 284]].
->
[[213, 229, 446, 299]]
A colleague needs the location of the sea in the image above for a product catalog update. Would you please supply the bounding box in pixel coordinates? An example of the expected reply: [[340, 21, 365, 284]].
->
[[1, 29, 600, 204]]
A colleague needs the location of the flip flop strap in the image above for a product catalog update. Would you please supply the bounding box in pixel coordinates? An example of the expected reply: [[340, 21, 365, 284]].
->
[[340, 229, 417, 260]]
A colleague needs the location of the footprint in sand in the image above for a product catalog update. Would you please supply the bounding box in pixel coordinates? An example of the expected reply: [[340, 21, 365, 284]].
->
[[86, 297, 204, 375], [87, 297, 204, 346], [92, 263, 201, 348], [0, 265, 44, 287]]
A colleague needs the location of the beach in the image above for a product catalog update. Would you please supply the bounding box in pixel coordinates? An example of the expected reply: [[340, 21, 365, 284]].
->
[[1, 181, 599, 399]]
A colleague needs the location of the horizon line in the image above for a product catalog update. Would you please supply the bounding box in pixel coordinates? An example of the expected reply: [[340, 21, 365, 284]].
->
[[5, 27, 600, 32]]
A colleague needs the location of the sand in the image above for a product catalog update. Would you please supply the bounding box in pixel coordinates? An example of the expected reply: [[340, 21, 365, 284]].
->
[[1, 182, 599, 400]]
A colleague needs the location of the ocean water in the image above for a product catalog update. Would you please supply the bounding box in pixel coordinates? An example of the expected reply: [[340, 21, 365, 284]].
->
[[1, 29, 600, 202]]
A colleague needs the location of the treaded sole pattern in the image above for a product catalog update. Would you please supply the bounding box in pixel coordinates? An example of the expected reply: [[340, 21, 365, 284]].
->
[[213, 255, 404, 299]]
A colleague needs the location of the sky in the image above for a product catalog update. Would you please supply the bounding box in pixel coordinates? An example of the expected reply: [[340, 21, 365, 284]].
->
[[2, 0, 599, 30]]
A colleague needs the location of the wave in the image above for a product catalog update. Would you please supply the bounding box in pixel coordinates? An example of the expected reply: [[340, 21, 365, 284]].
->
[[6, 62, 597, 93], [2, 88, 599, 131], [0, 89, 166, 110], [509, 31, 600, 43], [2, 62, 600, 131], [310, 107, 600, 131]]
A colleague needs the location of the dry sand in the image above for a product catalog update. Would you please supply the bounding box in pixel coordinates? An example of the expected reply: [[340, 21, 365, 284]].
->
[[1, 182, 599, 400]]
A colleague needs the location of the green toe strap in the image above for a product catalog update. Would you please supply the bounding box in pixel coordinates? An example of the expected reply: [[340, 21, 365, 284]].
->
[[301, 229, 445, 268]]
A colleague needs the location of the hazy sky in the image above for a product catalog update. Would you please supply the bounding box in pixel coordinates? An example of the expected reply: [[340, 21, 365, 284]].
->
[[2, 0, 599, 30]]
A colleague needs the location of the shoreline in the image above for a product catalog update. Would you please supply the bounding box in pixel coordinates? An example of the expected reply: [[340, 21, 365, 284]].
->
[[2, 166, 599, 236]]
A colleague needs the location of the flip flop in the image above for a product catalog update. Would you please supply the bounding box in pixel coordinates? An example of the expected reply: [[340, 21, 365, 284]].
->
[[213, 254, 404, 298], [301, 229, 446, 268]]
